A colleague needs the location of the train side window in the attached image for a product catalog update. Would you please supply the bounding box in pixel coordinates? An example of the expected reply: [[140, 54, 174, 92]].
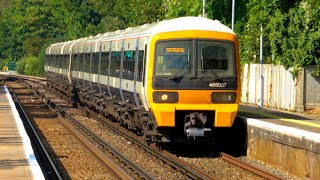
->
[[90, 53, 94, 73], [57, 55, 60, 68], [79, 53, 84, 71], [84, 53, 91, 73], [72, 54, 78, 71], [64, 54, 68, 69], [124, 50, 135, 80], [111, 51, 121, 77], [52, 55, 55, 66], [54, 55, 57, 68], [61, 55, 64, 68], [61, 54, 68, 69], [93, 52, 99, 74], [55, 55, 58, 68], [59, 54, 62, 68], [100, 52, 109, 75]]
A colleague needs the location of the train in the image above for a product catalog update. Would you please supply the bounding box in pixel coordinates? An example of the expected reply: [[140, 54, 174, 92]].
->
[[45, 16, 240, 143]]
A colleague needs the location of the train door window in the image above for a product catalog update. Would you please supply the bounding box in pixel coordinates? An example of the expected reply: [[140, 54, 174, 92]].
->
[[100, 52, 109, 75], [138, 50, 144, 81], [123, 51, 128, 79]]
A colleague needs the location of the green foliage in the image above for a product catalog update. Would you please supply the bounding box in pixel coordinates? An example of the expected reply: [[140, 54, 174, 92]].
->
[[16, 56, 44, 76], [269, 0, 320, 77], [0, 58, 10, 70], [1, 0, 320, 78], [165, 0, 202, 19]]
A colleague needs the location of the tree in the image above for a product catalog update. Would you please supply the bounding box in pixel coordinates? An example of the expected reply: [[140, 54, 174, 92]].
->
[[269, 0, 320, 77], [164, 0, 202, 19]]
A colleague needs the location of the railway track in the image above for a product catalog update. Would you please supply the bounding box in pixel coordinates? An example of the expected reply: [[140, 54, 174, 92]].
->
[[77, 104, 216, 179], [44, 98, 154, 179], [9, 87, 63, 180], [220, 153, 282, 180], [7, 74, 285, 179], [9, 81, 152, 179]]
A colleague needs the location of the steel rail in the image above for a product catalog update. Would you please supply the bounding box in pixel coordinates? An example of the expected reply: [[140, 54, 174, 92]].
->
[[43, 98, 154, 180], [11, 79, 146, 180], [220, 152, 282, 180], [9, 87, 63, 180], [80, 106, 216, 180], [15, 75, 213, 179]]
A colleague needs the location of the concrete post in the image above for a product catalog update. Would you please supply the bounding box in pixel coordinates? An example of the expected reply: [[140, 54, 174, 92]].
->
[[258, 26, 264, 108], [294, 68, 305, 112]]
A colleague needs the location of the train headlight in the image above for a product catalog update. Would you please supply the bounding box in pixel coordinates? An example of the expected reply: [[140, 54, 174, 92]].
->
[[153, 92, 178, 103], [211, 92, 237, 103]]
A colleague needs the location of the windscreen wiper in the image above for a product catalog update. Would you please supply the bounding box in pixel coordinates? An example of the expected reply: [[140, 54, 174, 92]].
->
[[199, 52, 222, 81], [200, 61, 222, 81], [169, 60, 190, 80]]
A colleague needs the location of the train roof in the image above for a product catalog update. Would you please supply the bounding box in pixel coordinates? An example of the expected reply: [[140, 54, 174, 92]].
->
[[46, 16, 235, 54]]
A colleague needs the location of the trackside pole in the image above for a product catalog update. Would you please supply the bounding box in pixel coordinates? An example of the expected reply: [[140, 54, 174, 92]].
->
[[258, 26, 264, 108], [203, 0, 206, 18]]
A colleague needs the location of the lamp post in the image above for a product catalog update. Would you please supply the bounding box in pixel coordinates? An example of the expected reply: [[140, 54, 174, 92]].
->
[[232, 0, 235, 30], [258, 26, 264, 108], [203, 0, 206, 18]]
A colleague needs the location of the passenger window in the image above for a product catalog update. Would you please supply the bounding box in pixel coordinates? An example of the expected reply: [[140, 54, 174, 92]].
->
[[100, 52, 109, 75], [84, 53, 91, 73], [111, 51, 121, 77], [123, 51, 135, 80]]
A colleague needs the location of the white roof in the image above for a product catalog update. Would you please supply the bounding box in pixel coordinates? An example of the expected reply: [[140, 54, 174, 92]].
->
[[150, 16, 234, 36], [46, 16, 235, 54]]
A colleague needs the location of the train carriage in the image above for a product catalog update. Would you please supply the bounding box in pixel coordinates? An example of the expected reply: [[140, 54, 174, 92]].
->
[[45, 16, 240, 143]]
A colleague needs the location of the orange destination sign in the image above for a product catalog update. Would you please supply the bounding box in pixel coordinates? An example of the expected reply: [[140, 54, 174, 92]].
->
[[165, 47, 185, 53]]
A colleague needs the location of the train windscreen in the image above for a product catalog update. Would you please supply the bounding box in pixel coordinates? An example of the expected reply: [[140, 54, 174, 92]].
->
[[197, 40, 236, 78], [154, 40, 235, 78]]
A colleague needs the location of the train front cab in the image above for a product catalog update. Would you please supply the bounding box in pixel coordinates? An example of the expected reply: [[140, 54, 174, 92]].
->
[[146, 30, 240, 143]]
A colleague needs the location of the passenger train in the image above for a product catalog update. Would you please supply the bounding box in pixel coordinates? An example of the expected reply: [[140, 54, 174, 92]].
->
[[45, 16, 240, 143]]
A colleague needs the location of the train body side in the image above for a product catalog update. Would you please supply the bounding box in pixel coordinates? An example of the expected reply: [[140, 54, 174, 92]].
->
[[44, 17, 240, 143]]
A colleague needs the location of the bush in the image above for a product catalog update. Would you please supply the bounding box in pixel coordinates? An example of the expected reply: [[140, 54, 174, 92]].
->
[[16, 56, 44, 77]]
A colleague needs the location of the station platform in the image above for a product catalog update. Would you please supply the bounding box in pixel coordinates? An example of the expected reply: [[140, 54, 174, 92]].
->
[[0, 86, 44, 179], [237, 104, 320, 179]]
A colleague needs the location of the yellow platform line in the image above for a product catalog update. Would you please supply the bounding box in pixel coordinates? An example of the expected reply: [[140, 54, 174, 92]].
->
[[239, 110, 320, 128]]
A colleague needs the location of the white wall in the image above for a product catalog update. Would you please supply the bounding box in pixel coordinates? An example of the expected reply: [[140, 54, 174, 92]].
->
[[241, 64, 297, 111]]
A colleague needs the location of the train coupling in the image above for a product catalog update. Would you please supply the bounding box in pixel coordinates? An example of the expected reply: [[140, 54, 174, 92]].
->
[[184, 112, 211, 138]]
